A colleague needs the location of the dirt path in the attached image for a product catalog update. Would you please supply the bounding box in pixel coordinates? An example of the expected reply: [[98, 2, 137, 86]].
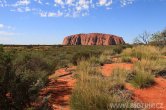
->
[[40, 67, 76, 110], [39, 62, 166, 110]]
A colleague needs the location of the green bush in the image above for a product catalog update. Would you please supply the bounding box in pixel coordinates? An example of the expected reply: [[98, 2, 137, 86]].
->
[[0, 49, 51, 109], [112, 45, 124, 54], [71, 51, 102, 65], [0, 49, 15, 109]]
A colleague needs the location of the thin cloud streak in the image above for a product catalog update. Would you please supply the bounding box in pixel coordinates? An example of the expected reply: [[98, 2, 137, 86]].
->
[[0, 0, 135, 17]]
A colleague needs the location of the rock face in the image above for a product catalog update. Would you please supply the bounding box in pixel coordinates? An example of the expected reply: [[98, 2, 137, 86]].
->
[[62, 33, 125, 45]]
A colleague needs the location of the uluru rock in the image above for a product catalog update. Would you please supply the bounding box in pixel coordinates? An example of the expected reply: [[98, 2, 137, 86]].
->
[[62, 33, 125, 45]]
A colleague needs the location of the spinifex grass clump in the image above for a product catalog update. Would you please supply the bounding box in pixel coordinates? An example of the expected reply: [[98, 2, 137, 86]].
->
[[129, 59, 155, 88], [121, 45, 160, 60], [122, 45, 166, 87], [70, 60, 133, 110], [130, 69, 155, 88], [111, 68, 131, 87], [161, 46, 166, 56]]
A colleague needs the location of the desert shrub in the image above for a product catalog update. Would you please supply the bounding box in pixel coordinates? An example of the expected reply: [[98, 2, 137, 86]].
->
[[111, 68, 131, 87], [98, 50, 114, 65], [71, 50, 102, 65], [130, 70, 154, 88], [0, 48, 15, 109], [161, 46, 166, 55], [154, 58, 166, 78], [111, 45, 132, 55], [88, 56, 101, 66], [112, 45, 124, 54], [0, 49, 52, 109], [70, 60, 133, 110], [102, 49, 114, 56], [76, 60, 102, 77], [121, 45, 160, 60], [26, 45, 33, 49], [99, 54, 109, 65], [129, 60, 155, 88], [71, 52, 91, 65], [150, 29, 166, 46], [11, 53, 51, 108], [121, 56, 132, 63], [132, 58, 166, 78]]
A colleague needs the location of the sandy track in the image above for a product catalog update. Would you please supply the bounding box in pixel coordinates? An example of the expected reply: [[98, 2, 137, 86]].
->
[[39, 63, 166, 110], [40, 67, 76, 110]]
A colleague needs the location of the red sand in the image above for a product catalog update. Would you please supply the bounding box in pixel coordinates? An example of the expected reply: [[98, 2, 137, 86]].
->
[[40, 66, 76, 110], [126, 77, 166, 110], [101, 63, 133, 76], [102, 63, 166, 110]]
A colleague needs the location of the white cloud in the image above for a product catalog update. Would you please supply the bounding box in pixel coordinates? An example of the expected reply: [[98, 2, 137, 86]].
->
[[54, 0, 64, 5], [0, 23, 17, 43], [0, 0, 135, 17], [0, 24, 4, 28], [98, 0, 112, 6], [45, 2, 49, 5], [98, 0, 107, 6], [78, 0, 92, 10], [40, 10, 63, 17], [0, 23, 15, 30], [0, 0, 7, 7], [14, 0, 31, 6], [120, 0, 134, 7], [66, 0, 75, 5]]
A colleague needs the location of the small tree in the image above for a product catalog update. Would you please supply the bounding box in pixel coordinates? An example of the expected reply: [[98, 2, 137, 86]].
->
[[151, 29, 166, 46], [134, 31, 152, 44]]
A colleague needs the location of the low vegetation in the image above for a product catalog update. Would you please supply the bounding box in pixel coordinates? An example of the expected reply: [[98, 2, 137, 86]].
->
[[0, 46, 53, 109], [1, 45, 129, 109], [130, 60, 155, 88], [121, 45, 160, 60], [0, 42, 166, 109], [121, 45, 166, 88], [70, 60, 133, 110]]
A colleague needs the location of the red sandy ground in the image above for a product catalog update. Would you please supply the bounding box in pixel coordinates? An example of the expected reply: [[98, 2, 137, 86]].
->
[[40, 66, 76, 110], [101, 63, 133, 76], [40, 62, 166, 110], [125, 78, 166, 110]]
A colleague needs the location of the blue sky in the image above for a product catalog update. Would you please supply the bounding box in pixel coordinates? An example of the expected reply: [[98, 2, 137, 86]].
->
[[0, 0, 166, 44]]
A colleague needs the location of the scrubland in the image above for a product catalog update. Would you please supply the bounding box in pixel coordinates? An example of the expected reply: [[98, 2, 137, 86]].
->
[[0, 44, 166, 110]]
